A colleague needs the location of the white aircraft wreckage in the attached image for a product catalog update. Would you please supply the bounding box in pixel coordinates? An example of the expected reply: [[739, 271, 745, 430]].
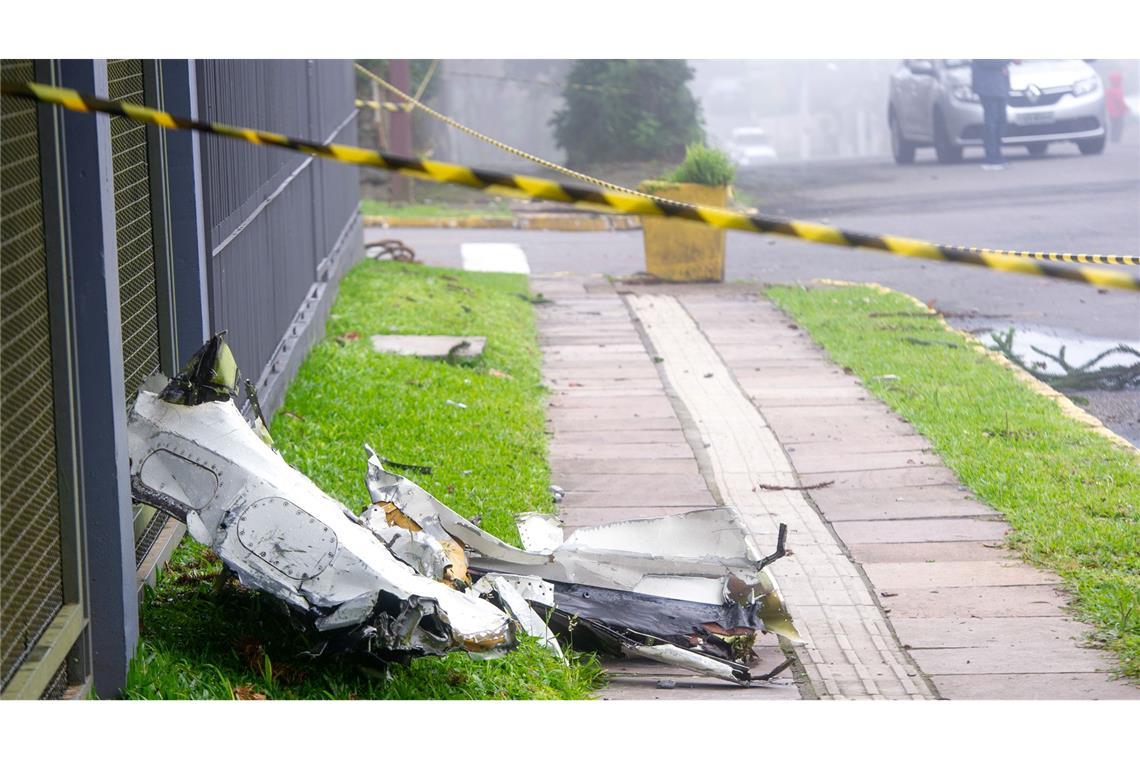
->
[[127, 334, 801, 685]]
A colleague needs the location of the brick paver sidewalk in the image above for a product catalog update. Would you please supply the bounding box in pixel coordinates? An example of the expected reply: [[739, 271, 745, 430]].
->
[[534, 273, 1137, 700]]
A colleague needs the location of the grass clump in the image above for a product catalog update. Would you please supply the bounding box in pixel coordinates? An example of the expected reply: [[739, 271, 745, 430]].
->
[[125, 261, 603, 699], [666, 143, 735, 186], [768, 283, 1140, 679]]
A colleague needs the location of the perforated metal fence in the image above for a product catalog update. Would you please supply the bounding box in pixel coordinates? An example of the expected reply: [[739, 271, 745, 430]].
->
[[105, 58, 168, 550], [107, 58, 162, 403], [0, 58, 66, 690], [1, 59, 360, 696]]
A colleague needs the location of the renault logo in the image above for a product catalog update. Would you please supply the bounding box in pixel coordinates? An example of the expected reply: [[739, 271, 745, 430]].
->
[[1026, 84, 1041, 103]]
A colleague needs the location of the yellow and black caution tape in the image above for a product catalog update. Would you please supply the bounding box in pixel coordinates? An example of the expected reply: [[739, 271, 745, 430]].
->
[[356, 63, 1140, 270], [353, 63, 697, 209], [356, 98, 413, 112], [357, 59, 439, 113], [3, 81, 1138, 292]]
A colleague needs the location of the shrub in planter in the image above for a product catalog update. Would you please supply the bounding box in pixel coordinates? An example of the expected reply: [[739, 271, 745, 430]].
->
[[666, 143, 736, 187], [639, 144, 734, 282]]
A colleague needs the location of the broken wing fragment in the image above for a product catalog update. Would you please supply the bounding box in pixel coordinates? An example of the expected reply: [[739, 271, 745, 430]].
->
[[365, 450, 801, 685], [131, 333, 798, 686], [127, 334, 514, 661]]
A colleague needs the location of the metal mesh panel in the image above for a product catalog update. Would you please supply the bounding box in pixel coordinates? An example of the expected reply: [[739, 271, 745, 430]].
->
[[107, 59, 163, 546], [107, 59, 160, 403], [1, 59, 66, 689]]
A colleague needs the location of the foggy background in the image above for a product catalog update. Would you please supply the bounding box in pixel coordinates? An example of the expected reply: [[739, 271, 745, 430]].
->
[[357, 58, 1140, 444], [392, 59, 1140, 169]]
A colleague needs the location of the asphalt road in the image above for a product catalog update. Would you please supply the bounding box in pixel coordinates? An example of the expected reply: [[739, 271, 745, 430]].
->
[[366, 139, 1140, 441]]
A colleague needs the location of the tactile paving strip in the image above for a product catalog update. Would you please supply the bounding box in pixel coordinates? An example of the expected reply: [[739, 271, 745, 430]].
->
[[626, 293, 934, 700]]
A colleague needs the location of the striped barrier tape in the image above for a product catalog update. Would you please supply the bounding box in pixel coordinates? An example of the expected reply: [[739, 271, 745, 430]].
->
[[353, 63, 696, 208], [356, 98, 414, 112], [356, 65, 1140, 270], [357, 60, 439, 112], [3, 80, 1138, 293]]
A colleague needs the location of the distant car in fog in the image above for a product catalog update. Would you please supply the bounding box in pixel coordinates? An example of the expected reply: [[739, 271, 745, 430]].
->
[[727, 127, 779, 166], [888, 59, 1107, 164]]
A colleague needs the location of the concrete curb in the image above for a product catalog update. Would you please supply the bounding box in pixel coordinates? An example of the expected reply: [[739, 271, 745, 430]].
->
[[361, 213, 643, 231], [810, 278, 1139, 456]]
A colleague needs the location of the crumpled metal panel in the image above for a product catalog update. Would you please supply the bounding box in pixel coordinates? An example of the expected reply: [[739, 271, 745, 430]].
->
[[365, 448, 801, 684], [129, 334, 800, 685], [473, 574, 564, 661], [366, 451, 799, 636], [127, 336, 514, 660]]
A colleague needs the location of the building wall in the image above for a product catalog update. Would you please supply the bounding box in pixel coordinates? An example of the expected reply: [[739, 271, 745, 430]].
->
[[197, 59, 362, 417], [0, 58, 362, 699], [0, 58, 67, 693], [436, 60, 570, 170]]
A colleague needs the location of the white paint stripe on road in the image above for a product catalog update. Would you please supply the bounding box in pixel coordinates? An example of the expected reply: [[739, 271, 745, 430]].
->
[[626, 293, 934, 700], [460, 243, 530, 273]]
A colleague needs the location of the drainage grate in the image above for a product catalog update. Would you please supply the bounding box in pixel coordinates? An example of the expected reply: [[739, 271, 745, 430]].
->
[[135, 512, 170, 568], [41, 662, 69, 700], [1, 58, 66, 690]]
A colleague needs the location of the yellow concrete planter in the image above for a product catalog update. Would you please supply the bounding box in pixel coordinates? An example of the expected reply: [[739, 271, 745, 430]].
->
[[640, 182, 729, 282]]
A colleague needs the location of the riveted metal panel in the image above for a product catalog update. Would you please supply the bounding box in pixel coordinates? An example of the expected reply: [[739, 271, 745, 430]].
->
[[0, 58, 66, 689]]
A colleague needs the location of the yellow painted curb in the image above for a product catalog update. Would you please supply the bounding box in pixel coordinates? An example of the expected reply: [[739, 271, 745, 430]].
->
[[360, 213, 643, 231], [641, 183, 729, 282], [807, 279, 1139, 456], [362, 213, 642, 230], [515, 214, 641, 231], [361, 215, 514, 229]]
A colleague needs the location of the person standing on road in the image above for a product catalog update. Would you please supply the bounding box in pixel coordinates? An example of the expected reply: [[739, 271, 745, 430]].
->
[[1105, 71, 1130, 144], [971, 59, 1014, 170]]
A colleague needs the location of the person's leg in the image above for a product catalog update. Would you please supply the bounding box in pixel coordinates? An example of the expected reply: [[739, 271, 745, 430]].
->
[[981, 97, 1001, 164], [995, 97, 1008, 161], [1110, 117, 1123, 143]]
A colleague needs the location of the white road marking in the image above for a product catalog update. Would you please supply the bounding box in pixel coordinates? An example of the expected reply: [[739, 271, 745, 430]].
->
[[460, 243, 530, 274]]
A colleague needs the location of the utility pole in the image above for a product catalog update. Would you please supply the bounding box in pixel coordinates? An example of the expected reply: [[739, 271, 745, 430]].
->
[[389, 59, 413, 202], [371, 79, 387, 151]]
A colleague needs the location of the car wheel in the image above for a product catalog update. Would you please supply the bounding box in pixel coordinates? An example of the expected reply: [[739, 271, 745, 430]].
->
[[933, 112, 962, 164], [890, 112, 915, 164], [1077, 135, 1106, 155], [1026, 143, 1048, 157]]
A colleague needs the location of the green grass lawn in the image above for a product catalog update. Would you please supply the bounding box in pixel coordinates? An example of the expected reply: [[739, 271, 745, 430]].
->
[[768, 283, 1140, 679], [124, 261, 603, 699], [359, 198, 512, 218]]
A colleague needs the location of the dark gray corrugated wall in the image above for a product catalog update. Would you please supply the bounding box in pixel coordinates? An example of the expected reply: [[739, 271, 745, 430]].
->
[[195, 60, 361, 413]]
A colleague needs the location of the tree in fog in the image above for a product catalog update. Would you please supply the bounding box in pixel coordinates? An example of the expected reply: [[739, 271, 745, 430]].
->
[[551, 60, 704, 166]]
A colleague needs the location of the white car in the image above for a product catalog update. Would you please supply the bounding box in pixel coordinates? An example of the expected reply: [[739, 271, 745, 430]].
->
[[888, 59, 1108, 163], [728, 127, 779, 166]]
